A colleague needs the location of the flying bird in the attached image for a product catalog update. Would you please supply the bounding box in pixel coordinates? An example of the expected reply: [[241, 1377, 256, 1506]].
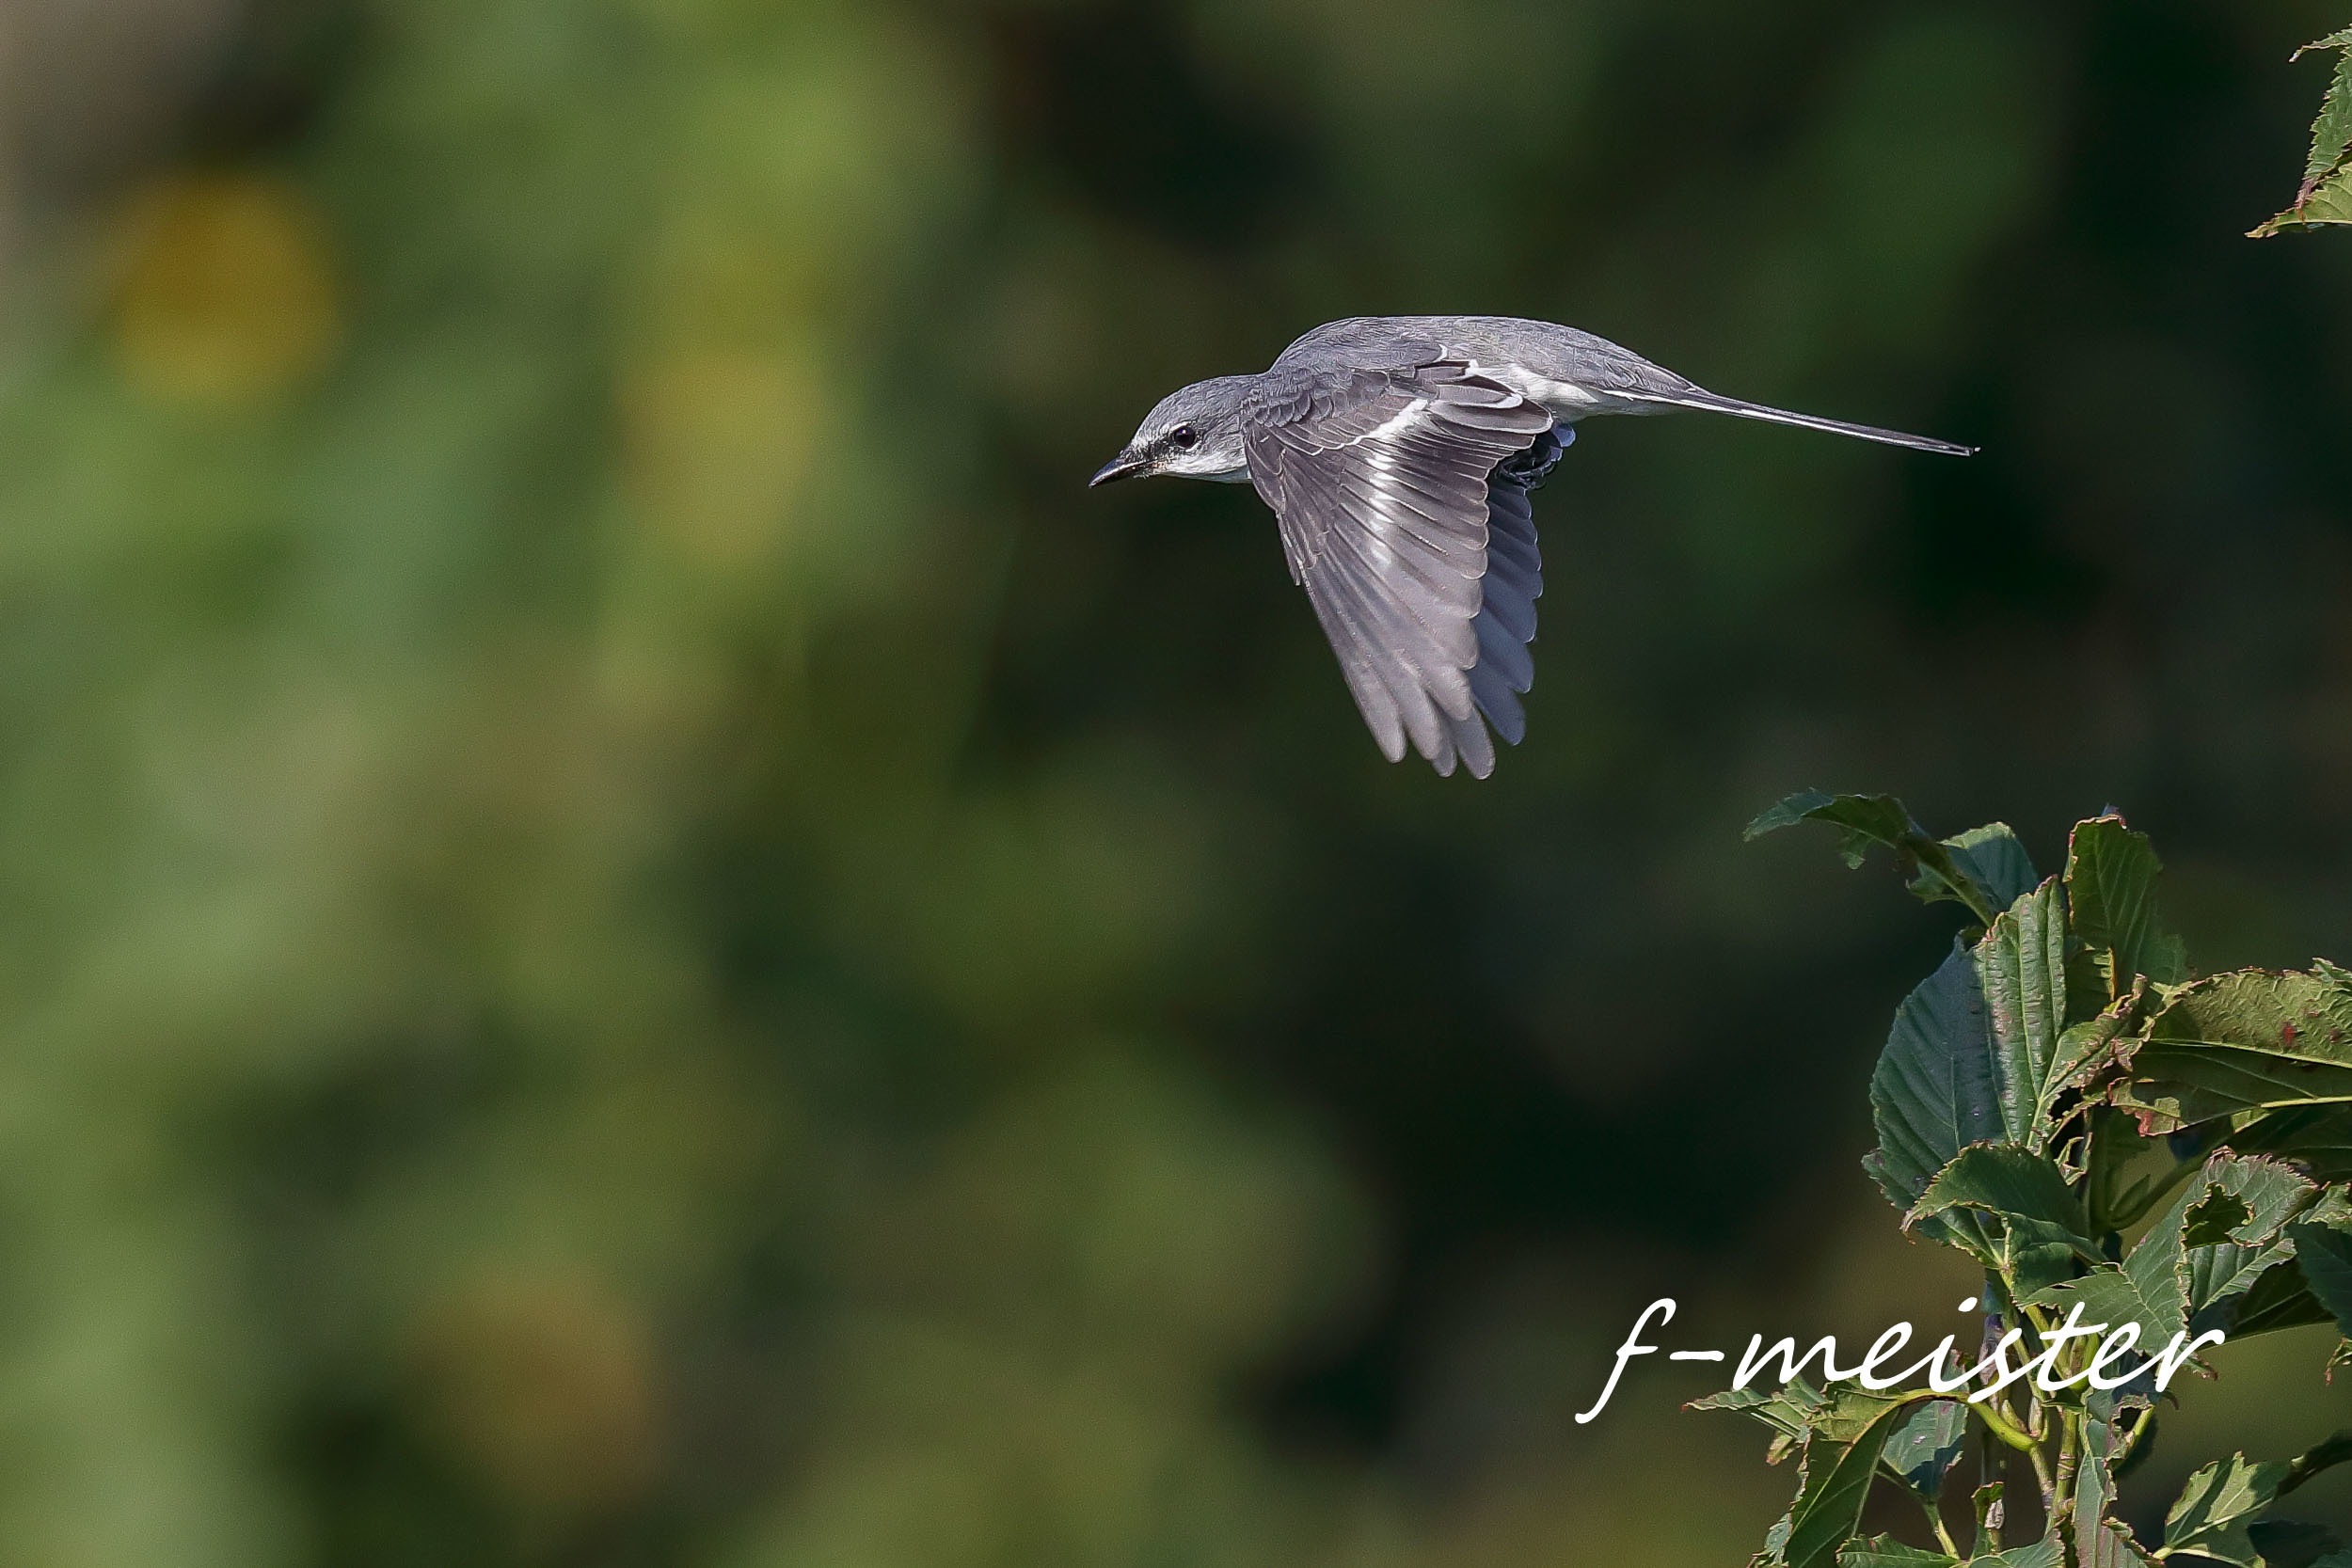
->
[[1091, 315, 1972, 778]]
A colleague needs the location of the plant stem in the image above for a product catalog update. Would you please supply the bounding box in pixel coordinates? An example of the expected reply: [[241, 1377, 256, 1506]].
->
[[2113, 1408, 2154, 1474], [2054, 1408, 2080, 1521], [1976, 1398, 2038, 1453], [1919, 1494, 1963, 1560], [2278, 1430, 2352, 1499], [2024, 1408, 2056, 1504]]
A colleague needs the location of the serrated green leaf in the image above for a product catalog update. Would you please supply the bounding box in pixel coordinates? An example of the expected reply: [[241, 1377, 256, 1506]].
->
[[2300, 1188, 2352, 1226], [2221, 1104, 2352, 1182], [2068, 1157, 2312, 1344], [1745, 791, 1999, 923], [2186, 1246, 2289, 1333], [2074, 1408, 2155, 1568], [1938, 823, 2040, 911], [2006, 1212, 2091, 1295], [2030, 1265, 2182, 1366], [2226, 1251, 2333, 1338], [2125, 1177, 2199, 1332], [1783, 1401, 1921, 1568], [1838, 1538, 1958, 1568], [1909, 1144, 2094, 1245], [1864, 942, 2003, 1247], [2182, 1158, 2317, 1330], [2253, 163, 2352, 234], [2184, 1189, 2255, 1247], [2074, 1520, 2153, 1568], [1693, 1379, 1831, 1468], [2085, 1105, 2190, 1234], [2031, 1166, 2223, 1352], [2214, 1157, 2316, 1243], [2108, 969, 2352, 1130], [2297, 33, 2352, 188], [1746, 790, 1908, 863], [2253, 32, 2352, 235], [1806, 1383, 1924, 1444], [2288, 1219, 2352, 1337], [2239, 1192, 2352, 1338], [2116, 1041, 2352, 1131], [2052, 1014, 2120, 1115], [2047, 987, 2148, 1135], [1881, 1399, 1969, 1500], [1692, 1381, 1810, 1410], [2065, 816, 2187, 1006], [1971, 1539, 2061, 1568], [1979, 880, 2070, 1148], [2163, 1452, 2292, 1567]]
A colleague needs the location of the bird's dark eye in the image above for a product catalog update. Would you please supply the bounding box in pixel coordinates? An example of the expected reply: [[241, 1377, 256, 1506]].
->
[[1168, 425, 1199, 450]]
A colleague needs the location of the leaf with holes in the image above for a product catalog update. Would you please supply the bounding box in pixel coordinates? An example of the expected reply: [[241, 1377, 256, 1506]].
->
[[2106, 967, 2352, 1132]]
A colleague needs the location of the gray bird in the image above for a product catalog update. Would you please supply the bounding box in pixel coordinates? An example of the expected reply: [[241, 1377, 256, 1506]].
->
[[1091, 315, 1972, 778]]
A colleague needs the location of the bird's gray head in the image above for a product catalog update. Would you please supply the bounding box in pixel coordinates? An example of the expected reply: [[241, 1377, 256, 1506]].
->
[[1090, 375, 1254, 486]]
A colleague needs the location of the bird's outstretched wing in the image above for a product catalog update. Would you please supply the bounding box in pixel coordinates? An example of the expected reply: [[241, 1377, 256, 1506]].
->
[[1242, 361, 1554, 778]]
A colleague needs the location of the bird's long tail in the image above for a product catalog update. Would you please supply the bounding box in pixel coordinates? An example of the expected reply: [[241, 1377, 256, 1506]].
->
[[1624, 388, 1976, 456]]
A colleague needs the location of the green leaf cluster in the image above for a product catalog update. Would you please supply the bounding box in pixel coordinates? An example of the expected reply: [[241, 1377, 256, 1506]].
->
[[2250, 26, 2352, 235], [1705, 795, 2352, 1568]]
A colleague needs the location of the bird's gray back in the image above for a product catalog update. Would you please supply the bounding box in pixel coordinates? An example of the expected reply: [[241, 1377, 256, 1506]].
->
[[1267, 315, 1698, 402]]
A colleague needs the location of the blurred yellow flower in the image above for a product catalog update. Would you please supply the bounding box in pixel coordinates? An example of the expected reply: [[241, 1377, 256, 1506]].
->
[[110, 170, 340, 405], [621, 347, 823, 566], [414, 1273, 663, 1517]]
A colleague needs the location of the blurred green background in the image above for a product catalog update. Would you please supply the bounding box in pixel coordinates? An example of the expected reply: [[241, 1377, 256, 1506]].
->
[[2, 0, 2351, 1562]]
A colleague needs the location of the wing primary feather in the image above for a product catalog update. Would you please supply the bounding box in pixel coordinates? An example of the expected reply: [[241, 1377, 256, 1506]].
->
[[1297, 575, 1407, 761], [1472, 608, 1534, 690], [1468, 662, 1526, 745], [1312, 542, 1470, 736], [1447, 709, 1496, 778]]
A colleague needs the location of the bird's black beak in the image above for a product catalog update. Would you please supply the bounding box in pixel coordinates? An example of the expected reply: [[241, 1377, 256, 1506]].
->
[[1089, 449, 1149, 487]]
